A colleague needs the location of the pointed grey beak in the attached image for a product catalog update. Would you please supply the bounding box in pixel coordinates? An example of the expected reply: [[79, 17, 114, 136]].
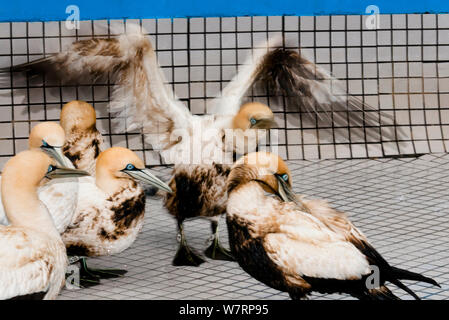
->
[[125, 168, 172, 193], [275, 175, 298, 204], [46, 167, 90, 179], [251, 116, 276, 129], [41, 145, 69, 167]]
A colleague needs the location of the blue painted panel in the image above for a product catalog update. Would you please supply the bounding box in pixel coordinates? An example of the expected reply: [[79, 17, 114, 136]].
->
[[0, 0, 448, 22]]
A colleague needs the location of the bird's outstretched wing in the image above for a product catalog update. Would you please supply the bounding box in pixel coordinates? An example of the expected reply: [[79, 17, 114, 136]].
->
[[209, 36, 283, 116], [210, 41, 395, 142], [2, 24, 193, 152], [254, 48, 396, 140]]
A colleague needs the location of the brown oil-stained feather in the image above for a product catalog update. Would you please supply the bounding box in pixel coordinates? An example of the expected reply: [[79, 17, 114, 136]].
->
[[164, 163, 231, 222], [226, 214, 311, 298], [63, 181, 146, 257], [254, 48, 398, 142], [66, 243, 91, 257], [63, 127, 103, 175], [108, 189, 146, 233]]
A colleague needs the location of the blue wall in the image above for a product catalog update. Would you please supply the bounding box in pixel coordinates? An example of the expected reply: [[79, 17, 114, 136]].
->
[[0, 0, 448, 22]]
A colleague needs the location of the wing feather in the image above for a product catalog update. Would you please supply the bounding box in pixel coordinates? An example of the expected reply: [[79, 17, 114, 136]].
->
[[254, 49, 397, 141], [209, 36, 283, 116], [4, 24, 193, 152], [262, 204, 371, 281]]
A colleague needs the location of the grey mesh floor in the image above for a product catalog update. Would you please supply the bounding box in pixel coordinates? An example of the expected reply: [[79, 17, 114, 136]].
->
[[58, 154, 449, 300]]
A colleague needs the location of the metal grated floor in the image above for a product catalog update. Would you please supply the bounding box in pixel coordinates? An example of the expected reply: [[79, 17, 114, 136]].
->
[[58, 154, 449, 300]]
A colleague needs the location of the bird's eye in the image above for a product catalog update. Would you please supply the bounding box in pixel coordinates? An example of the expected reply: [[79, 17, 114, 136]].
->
[[282, 174, 289, 182], [47, 165, 55, 173], [250, 118, 257, 125], [41, 140, 49, 148], [125, 164, 135, 171]]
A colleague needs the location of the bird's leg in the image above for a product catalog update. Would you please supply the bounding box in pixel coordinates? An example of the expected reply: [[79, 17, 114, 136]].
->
[[204, 220, 234, 261], [78, 257, 127, 285], [173, 220, 205, 267], [64, 257, 100, 288]]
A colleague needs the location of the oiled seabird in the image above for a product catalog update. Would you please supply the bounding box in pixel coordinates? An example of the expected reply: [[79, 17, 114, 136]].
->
[[164, 102, 276, 266], [3, 25, 394, 266], [0, 122, 84, 233], [60, 100, 106, 176], [226, 152, 440, 300], [0, 150, 89, 300], [62, 147, 172, 283]]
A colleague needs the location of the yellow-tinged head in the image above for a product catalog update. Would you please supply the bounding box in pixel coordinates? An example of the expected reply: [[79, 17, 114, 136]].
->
[[1, 149, 89, 227], [227, 151, 295, 202], [28, 122, 69, 167], [232, 102, 275, 130], [60, 100, 97, 133], [2, 150, 55, 192], [95, 147, 172, 194], [28, 122, 65, 149]]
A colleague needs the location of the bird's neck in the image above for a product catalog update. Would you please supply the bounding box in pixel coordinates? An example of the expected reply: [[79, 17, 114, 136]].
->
[[95, 170, 135, 196], [2, 183, 60, 237]]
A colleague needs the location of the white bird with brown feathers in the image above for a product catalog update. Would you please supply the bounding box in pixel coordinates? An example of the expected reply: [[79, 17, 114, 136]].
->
[[4, 24, 392, 266], [0, 122, 88, 232], [226, 152, 440, 300], [0, 149, 89, 300], [61, 146, 172, 285]]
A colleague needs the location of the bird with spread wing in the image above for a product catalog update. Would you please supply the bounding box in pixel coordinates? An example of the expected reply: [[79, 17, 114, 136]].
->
[[3, 23, 393, 266]]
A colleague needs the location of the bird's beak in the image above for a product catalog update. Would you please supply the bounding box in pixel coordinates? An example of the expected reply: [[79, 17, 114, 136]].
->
[[125, 168, 172, 193], [41, 145, 69, 167], [275, 175, 298, 204], [251, 116, 276, 129], [46, 167, 90, 179]]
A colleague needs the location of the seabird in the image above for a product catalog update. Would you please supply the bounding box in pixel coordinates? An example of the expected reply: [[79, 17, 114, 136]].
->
[[225, 151, 440, 300], [0, 149, 89, 300], [0, 122, 84, 233], [61, 146, 172, 281]]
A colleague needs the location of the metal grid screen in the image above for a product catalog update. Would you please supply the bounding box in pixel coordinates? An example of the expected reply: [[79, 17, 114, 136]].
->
[[0, 14, 448, 167]]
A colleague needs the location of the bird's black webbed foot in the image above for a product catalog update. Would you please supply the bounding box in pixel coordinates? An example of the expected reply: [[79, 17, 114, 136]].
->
[[76, 258, 127, 287], [204, 220, 234, 261], [204, 236, 234, 261], [173, 241, 206, 267], [172, 221, 206, 267]]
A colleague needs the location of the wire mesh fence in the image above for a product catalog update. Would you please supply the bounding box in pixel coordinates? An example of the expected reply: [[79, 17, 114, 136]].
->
[[0, 14, 448, 168]]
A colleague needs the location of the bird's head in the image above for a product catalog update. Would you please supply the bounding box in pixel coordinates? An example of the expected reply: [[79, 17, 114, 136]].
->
[[232, 102, 275, 131], [28, 122, 69, 167], [227, 102, 275, 155], [2, 149, 88, 192], [227, 151, 296, 202], [95, 147, 172, 194], [1, 149, 88, 227], [60, 100, 97, 134]]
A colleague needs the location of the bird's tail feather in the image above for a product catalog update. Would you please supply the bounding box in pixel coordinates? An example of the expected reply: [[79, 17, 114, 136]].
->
[[391, 266, 440, 288]]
